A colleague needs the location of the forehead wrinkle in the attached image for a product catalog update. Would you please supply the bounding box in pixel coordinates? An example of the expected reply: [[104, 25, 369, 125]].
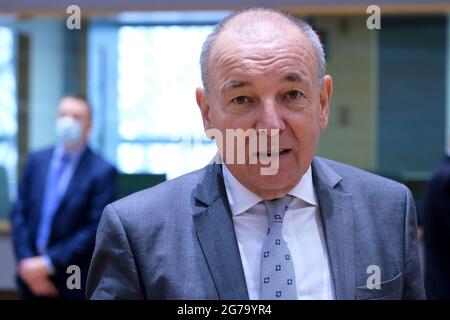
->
[[211, 38, 314, 76], [216, 52, 314, 86], [215, 39, 310, 62]]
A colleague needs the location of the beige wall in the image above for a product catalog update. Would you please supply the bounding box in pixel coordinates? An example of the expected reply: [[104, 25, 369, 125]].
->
[[314, 16, 378, 171]]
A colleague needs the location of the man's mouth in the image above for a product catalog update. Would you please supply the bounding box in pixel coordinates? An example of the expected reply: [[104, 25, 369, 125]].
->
[[257, 148, 291, 157]]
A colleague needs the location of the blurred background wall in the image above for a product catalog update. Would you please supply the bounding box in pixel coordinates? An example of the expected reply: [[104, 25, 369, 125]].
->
[[0, 0, 449, 297]]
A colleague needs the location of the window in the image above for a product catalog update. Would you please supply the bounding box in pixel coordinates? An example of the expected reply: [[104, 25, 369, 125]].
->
[[0, 27, 17, 218], [116, 25, 216, 179]]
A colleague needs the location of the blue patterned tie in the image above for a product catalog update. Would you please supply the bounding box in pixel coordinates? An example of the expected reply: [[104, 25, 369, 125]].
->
[[260, 196, 297, 299]]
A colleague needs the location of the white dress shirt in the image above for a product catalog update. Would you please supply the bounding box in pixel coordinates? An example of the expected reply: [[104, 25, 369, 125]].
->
[[222, 164, 335, 300]]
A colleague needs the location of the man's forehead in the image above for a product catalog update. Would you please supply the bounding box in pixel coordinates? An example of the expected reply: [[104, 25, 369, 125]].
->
[[212, 31, 310, 67], [59, 98, 88, 113], [206, 14, 320, 90], [211, 17, 312, 63], [211, 31, 313, 74]]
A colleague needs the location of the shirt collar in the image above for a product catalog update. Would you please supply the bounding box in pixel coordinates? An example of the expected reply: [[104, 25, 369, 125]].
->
[[54, 143, 86, 163], [288, 165, 317, 207], [222, 164, 262, 216], [222, 164, 317, 217]]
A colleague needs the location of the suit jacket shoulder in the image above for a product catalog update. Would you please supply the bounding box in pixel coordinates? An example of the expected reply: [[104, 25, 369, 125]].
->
[[314, 156, 408, 195], [88, 165, 233, 299], [109, 166, 206, 226]]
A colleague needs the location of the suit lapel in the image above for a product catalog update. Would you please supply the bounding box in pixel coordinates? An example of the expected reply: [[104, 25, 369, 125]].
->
[[34, 149, 54, 229], [192, 164, 249, 300], [312, 157, 356, 299]]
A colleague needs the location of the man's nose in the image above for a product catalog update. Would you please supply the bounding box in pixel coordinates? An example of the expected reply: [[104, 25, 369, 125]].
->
[[255, 98, 286, 132]]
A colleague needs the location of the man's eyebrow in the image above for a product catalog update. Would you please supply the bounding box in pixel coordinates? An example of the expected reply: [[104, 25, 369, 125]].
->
[[283, 73, 303, 83], [221, 80, 250, 92]]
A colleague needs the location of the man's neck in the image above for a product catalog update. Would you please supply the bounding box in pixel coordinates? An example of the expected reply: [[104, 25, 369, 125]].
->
[[62, 142, 86, 155]]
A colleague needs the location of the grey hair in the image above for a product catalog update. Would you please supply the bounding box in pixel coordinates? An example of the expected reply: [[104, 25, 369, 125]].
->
[[200, 8, 326, 94]]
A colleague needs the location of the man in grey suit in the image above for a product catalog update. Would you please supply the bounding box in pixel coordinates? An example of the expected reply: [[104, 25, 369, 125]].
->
[[86, 8, 425, 300]]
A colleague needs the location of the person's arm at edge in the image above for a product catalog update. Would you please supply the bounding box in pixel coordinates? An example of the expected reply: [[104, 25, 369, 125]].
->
[[423, 174, 450, 299], [85, 203, 145, 299]]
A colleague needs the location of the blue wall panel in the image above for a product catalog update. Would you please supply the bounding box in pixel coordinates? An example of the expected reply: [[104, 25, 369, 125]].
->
[[378, 16, 447, 174]]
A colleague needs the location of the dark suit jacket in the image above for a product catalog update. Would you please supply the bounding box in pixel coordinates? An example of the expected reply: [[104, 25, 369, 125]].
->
[[86, 157, 425, 300], [423, 155, 450, 299], [10, 146, 117, 299]]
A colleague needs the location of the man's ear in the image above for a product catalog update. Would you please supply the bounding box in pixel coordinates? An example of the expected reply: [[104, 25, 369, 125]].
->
[[196, 87, 212, 130], [319, 75, 333, 131], [85, 123, 92, 138], [83, 119, 92, 142]]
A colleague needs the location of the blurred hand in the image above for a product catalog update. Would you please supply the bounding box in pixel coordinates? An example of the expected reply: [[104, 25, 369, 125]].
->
[[18, 256, 59, 297], [417, 226, 424, 241], [25, 277, 58, 297]]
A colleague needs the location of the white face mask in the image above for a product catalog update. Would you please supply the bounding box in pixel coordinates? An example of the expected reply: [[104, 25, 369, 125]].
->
[[56, 116, 83, 147]]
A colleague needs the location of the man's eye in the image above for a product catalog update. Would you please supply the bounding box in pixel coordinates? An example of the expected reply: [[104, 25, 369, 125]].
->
[[232, 96, 249, 104], [285, 90, 303, 100]]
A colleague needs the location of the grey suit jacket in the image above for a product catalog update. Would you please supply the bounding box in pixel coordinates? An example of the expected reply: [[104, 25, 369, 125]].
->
[[86, 157, 425, 299]]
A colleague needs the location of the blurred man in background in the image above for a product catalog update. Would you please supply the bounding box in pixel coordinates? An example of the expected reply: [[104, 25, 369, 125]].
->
[[423, 142, 450, 299], [10, 95, 116, 299]]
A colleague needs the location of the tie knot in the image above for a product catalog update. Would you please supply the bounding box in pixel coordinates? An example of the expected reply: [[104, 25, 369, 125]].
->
[[263, 195, 293, 224], [60, 153, 71, 163]]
